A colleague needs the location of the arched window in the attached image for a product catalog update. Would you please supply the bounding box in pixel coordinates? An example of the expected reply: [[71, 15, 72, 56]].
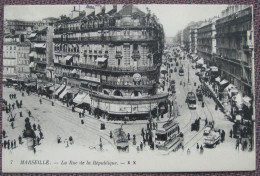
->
[[114, 90, 123, 96], [131, 91, 141, 97], [104, 90, 109, 95]]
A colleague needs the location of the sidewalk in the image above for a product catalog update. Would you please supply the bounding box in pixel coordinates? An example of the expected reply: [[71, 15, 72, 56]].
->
[[202, 81, 232, 118]]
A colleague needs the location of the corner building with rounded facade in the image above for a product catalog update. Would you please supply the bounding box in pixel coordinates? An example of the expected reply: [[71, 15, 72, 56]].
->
[[53, 5, 168, 120]]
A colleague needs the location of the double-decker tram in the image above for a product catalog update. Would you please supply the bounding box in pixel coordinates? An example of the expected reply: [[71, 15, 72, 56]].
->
[[186, 91, 197, 109], [155, 120, 183, 152], [113, 127, 129, 151]]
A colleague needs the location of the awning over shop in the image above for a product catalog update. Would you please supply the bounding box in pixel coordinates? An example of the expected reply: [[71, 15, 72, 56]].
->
[[210, 66, 218, 72], [35, 43, 46, 48], [67, 87, 79, 94], [220, 79, 229, 85], [29, 53, 35, 57], [59, 86, 70, 99], [55, 84, 66, 95], [243, 96, 252, 107], [29, 62, 35, 68], [215, 77, 221, 82], [225, 84, 236, 92], [30, 33, 37, 38], [73, 93, 87, 104], [82, 94, 91, 104], [196, 58, 204, 65], [233, 93, 243, 110], [202, 64, 207, 69], [225, 84, 238, 97], [71, 69, 77, 74], [95, 57, 107, 63], [65, 55, 73, 61], [25, 82, 36, 86]]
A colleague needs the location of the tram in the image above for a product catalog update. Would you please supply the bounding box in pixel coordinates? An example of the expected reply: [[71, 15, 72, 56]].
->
[[186, 92, 197, 109], [155, 120, 183, 151], [196, 88, 203, 101], [113, 127, 129, 151]]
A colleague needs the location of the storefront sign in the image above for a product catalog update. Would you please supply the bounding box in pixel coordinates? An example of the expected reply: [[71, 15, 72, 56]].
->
[[133, 73, 141, 82]]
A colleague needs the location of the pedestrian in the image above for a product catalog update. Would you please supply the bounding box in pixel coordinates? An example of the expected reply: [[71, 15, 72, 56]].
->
[[52, 101, 54, 106], [140, 142, 143, 151], [22, 92, 24, 96], [18, 135, 22, 144], [11, 140, 13, 149], [37, 137, 40, 145], [69, 136, 73, 144], [20, 100, 22, 108], [28, 111, 31, 117], [110, 131, 113, 138], [12, 103, 15, 109], [40, 131, 43, 139], [9, 94, 11, 99], [20, 111, 23, 117], [14, 94, 16, 99], [81, 119, 84, 124], [39, 99, 42, 104], [187, 148, 190, 155], [236, 139, 240, 150], [57, 135, 61, 144], [33, 147, 36, 154], [14, 139, 16, 148], [37, 124, 41, 131], [230, 129, 233, 138], [222, 130, 225, 141], [11, 121, 14, 129], [127, 133, 130, 140], [197, 143, 199, 150], [2, 130, 6, 138], [200, 145, 204, 153], [33, 124, 37, 131], [4, 140, 7, 149], [8, 140, 10, 149], [79, 112, 81, 118]]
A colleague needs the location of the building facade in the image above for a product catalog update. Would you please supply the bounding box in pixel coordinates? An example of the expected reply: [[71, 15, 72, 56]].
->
[[17, 42, 31, 78], [189, 27, 198, 54], [53, 5, 167, 119], [3, 42, 18, 77], [215, 5, 253, 96], [197, 18, 217, 66]]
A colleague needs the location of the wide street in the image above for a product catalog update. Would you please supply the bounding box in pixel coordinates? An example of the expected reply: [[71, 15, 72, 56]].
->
[[166, 49, 237, 154]]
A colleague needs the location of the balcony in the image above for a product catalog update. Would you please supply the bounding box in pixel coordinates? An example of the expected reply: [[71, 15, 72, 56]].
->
[[101, 80, 154, 89], [34, 58, 47, 64], [115, 51, 122, 58], [132, 50, 141, 59], [31, 68, 46, 73], [54, 61, 157, 73]]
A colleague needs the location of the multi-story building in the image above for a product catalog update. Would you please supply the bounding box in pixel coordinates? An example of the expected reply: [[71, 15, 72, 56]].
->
[[3, 42, 18, 77], [197, 18, 218, 66], [17, 42, 31, 78], [53, 4, 166, 119], [189, 27, 198, 54], [4, 20, 46, 42], [215, 5, 253, 96]]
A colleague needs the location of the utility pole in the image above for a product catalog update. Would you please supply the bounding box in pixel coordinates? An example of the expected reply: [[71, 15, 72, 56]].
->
[[188, 63, 190, 83]]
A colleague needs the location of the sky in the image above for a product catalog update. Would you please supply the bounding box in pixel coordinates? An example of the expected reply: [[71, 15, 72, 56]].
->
[[4, 4, 228, 37]]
